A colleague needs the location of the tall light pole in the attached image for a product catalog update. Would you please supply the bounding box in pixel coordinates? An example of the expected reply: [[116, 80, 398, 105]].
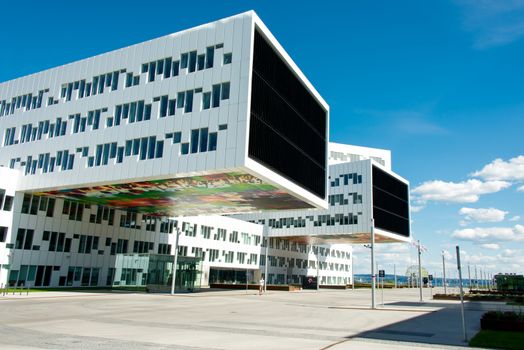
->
[[456, 246, 468, 342], [264, 224, 269, 292], [475, 265, 478, 290], [442, 250, 447, 295], [417, 240, 423, 302], [351, 250, 355, 290], [468, 265, 471, 291], [394, 264, 397, 289], [370, 218, 376, 309], [170, 227, 181, 295]]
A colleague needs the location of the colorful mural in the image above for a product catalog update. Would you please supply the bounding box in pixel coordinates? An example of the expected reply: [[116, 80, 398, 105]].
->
[[37, 172, 314, 216]]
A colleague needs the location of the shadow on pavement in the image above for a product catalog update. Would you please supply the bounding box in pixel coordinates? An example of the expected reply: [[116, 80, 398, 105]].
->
[[347, 300, 484, 347]]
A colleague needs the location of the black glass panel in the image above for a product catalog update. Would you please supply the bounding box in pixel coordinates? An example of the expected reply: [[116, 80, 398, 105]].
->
[[372, 166, 410, 237], [249, 30, 327, 198]]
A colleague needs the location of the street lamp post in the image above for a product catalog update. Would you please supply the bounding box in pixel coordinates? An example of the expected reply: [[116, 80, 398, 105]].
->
[[370, 218, 376, 309], [417, 240, 423, 302], [264, 224, 269, 292], [442, 250, 447, 295], [170, 227, 181, 295]]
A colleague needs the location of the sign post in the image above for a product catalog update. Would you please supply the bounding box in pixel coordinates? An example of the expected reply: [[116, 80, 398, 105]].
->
[[456, 246, 468, 342], [379, 269, 385, 306]]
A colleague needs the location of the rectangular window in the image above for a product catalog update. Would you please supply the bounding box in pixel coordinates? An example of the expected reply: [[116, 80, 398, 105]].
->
[[173, 132, 181, 144], [156, 59, 164, 75], [15, 229, 25, 249], [133, 138, 140, 155], [221, 82, 230, 100], [140, 137, 148, 160], [164, 57, 172, 79], [223, 53, 232, 64], [184, 91, 193, 113], [205, 46, 214, 68], [129, 102, 137, 123], [155, 141, 164, 158], [168, 99, 176, 116], [148, 136, 156, 159], [144, 104, 152, 120], [111, 71, 119, 90], [172, 60, 180, 76], [190, 129, 199, 154], [181, 143, 189, 155], [189, 51, 197, 72], [212, 84, 221, 108], [177, 92, 185, 108], [202, 92, 211, 110], [208, 132, 217, 151], [199, 128, 208, 152], [23, 229, 34, 250], [125, 73, 133, 87], [197, 54, 205, 70], [180, 53, 188, 69], [159, 95, 168, 117], [148, 61, 156, 82], [137, 100, 144, 121]]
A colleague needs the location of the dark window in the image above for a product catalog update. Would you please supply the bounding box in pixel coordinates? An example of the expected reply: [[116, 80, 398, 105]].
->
[[188, 51, 197, 72], [181, 53, 188, 69], [190, 129, 199, 154], [208, 132, 217, 151], [3, 195, 13, 211], [202, 92, 211, 110], [172, 61, 180, 76], [0, 226, 7, 242], [223, 53, 232, 64], [184, 91, 193, 113], [199, 128, 208, 152], [212, 84, 220, 108], [159, 95, 168, 117], [181, 143, 189, 155], [205, 46, 214, 68], [249, 30, 327, 198], [221, 82, 230, 100], [372, 166, 410, 237], [197, 54, 205, 70]]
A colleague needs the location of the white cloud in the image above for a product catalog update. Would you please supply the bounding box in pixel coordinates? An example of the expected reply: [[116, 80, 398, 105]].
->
[[410, 205, 425, 213], [518, 185, 524, 192], [480, 243, 500, 250], [509, 215, 521, 222], [473, 155, 524, 181], [455, 0, 524, 49], [412, 179, 510, 203], [452, 224, 524, 243], [459, 207, 508, 223]]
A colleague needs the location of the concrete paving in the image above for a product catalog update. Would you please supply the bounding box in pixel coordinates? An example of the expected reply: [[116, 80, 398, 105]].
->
[[0, 287, 503, 349]]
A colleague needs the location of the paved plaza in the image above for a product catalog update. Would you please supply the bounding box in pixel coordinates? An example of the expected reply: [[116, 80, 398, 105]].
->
[[0, 287, 502, 349]]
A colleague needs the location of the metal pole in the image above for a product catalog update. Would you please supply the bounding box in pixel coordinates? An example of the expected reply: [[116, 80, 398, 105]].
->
[[170, 227, 180, 295], [394, 264, 397, 289], [468, 265, 471, 291], [456, 246, 468, 342], [316, 247, 320, 291], [381, 277, 384, 306], [351, 250, 354, 290], [371, 219, 376, 309], [418, 240, 423, 302], [442, 250, 447, 295], [475, 265, 478, 290], [264, 224, 269, 292]]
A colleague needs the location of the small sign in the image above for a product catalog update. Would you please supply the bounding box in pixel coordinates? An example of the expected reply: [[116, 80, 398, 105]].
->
[[428, 274, 434, 281], [379, 270, 385, 278]]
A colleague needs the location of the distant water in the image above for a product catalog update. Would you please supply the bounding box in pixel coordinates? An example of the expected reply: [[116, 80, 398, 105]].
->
[[354, 274, 490, 288]]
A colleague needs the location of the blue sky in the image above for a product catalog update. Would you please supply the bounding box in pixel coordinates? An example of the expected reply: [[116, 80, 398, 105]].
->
[[2, 0, 524, 277]]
